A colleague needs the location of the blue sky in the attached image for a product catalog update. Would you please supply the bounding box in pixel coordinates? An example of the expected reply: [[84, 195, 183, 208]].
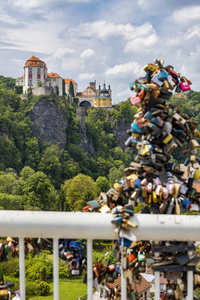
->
[[0, 0, 200, 103]]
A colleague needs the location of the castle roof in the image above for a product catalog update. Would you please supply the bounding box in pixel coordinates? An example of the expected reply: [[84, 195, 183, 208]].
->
[[47, 73, 61, 78], [24, 56, 47, 68], [65, 78, 77, 85]]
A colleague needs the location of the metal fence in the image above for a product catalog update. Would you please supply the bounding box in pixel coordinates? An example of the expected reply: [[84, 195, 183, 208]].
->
[[0, 211, 199, 300]]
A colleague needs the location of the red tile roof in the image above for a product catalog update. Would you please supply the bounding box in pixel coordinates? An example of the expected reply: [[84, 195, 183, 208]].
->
[[47, 73, 61, 78], [65, 78, 77, 85], [106, 275, 151, 294], [24, 56, 46, 68]]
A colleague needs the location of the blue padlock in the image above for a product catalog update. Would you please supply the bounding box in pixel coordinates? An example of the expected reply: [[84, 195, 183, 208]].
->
[[119, 238, 132, 247], [131, 122, 143, 133], [158, 70, 168, 81]]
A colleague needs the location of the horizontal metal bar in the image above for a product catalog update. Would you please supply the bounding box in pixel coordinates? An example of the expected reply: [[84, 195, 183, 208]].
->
[[0, 211, 200, 241]]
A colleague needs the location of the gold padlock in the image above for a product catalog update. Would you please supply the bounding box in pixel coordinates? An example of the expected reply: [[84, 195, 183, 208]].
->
[[162, 133, 173, 144], [152, 191, 158, 203], [143, 63, 157, 72], [194, 169, 200, 180], [172, 184, 181, 198], [190, 139, 200, 149]]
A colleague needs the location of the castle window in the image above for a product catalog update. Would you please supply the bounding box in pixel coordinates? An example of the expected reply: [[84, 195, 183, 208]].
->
[[29, 62, 32, 66], [37, 62, 40, 66], [28, 79, 32, 86]]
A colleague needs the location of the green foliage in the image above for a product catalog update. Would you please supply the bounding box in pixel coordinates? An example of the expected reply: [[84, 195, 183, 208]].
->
[[96, 176, 110, 192], [59, 260, 69, 278], [25, 251, 53, 281], [22, 171, 56, 210], [108, 167, 124, 186], [0, 76, 15, 89], [15, 86, 23, 95], [37, 81, 43, 87], [69, 81, 75, 97], [37, 281, 51, 296], [61, 173, 98, 211]]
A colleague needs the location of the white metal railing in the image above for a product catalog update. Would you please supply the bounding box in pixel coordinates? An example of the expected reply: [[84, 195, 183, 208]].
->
[[0, 211, 199, 300]]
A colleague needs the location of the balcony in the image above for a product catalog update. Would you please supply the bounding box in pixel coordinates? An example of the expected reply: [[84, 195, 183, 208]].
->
[[0, 210, 199, 300]]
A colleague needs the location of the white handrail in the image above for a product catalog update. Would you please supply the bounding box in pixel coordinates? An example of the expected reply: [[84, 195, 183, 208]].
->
[[0, 211, 200, 241]]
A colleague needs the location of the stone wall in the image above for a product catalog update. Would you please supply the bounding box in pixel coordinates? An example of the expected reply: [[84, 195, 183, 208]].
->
[[32, 86, 52, 96]]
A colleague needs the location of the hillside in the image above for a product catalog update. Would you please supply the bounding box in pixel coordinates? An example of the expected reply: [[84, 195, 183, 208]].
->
[[0, 75, 199, 211]]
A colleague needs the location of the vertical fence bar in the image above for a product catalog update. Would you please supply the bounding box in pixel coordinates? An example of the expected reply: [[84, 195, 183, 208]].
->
[[187, 270, 193, 299], [87, 239, 93, 300], [121, 270, 127, 299], [154, 271, 160, 300], [53, 238, 59, 300], [121, 238, 127, 299], [19, 237, 25, 300]]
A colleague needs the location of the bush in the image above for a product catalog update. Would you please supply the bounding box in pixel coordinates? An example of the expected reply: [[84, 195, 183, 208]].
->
[[26, 281, 38, 296], [37, 281, 50, 296], [59, 260, 69, 278]]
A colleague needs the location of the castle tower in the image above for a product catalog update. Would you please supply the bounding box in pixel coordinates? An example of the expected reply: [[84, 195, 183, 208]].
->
[[23, 56, 47, 93]]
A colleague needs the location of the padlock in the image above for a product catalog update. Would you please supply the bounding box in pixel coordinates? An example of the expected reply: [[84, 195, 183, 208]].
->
[[158, 70, 168, 81], [167, 198, 174, 214], [180, 79, 191, 91], [87, 200, 100, 211], [174, 198, 181, 215], [194, 169, 200, 180], [143, 63, 157, 72], [190, 139, 200, 149], [172, 183, 181, 198], [173, 112, 186, 124], [162, 133, 173, 144]]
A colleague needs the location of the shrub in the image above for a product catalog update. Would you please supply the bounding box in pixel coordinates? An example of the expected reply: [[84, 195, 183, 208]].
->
[[37, 281, 50, 296]]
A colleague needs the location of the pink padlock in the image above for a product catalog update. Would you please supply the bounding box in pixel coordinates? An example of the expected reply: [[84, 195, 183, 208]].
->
[[166, 182, 174, 195], [130, 96, 141, 105], [146, 182, 153, 193], [180, 81, 190, 91], [162, 187, 169, 199]]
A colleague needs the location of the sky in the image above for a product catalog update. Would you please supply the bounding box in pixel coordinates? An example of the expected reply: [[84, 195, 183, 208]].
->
[[0, 0, 200, 104]]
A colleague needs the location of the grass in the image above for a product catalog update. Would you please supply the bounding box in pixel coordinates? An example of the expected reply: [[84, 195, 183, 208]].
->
[[28, 277, 87, 300]]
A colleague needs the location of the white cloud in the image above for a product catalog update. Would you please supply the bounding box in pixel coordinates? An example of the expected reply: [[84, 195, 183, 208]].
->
[[105, 62, 141, 76], [70, 21, 155, 41], [52, 48, 75, 59], [124, 34, 158, 53], [185, 26, 200, 40], [0, 12, 18, 24], [7, 0, 91, 11], [172, 6, 200, 26], [78, 72, 95, 80], [10, 58, 23, 64], [80, 48, 94, 58]]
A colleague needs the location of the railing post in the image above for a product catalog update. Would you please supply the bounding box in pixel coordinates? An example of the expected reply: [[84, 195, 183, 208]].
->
[[87, 239, 93, 300], [154, 271, 160, 300], [187, 270, 193, 299], [53, 238, 59, 300], [19, 237, 25, 300], [121, 238, 127, 299]]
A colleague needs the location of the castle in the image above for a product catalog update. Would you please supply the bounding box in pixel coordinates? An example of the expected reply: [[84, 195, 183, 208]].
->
[[16, 56, 112, 108]]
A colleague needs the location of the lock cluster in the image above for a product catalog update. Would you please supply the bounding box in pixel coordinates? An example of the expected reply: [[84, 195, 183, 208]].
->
[[83, 59, 200, 299]]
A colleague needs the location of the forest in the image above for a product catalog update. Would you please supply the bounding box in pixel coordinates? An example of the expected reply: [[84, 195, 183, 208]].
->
[[0, 75, 199, 213]]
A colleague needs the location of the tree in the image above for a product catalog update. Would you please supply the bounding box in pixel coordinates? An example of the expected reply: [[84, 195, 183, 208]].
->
[[61, 173, 98, 211], [108, 167, 123, 186], [37, 81, 43, 87], [96, 176, 110, 193], [69, 81, 75, 97], [22, 171, 56, 211]]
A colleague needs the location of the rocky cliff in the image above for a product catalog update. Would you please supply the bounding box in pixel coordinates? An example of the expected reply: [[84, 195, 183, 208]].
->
[[28, 98, 130, 154], [29, 98, 68, 149]]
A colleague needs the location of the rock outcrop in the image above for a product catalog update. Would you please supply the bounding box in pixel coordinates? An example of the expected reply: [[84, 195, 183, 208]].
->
[[29, 98, 68, 149]]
